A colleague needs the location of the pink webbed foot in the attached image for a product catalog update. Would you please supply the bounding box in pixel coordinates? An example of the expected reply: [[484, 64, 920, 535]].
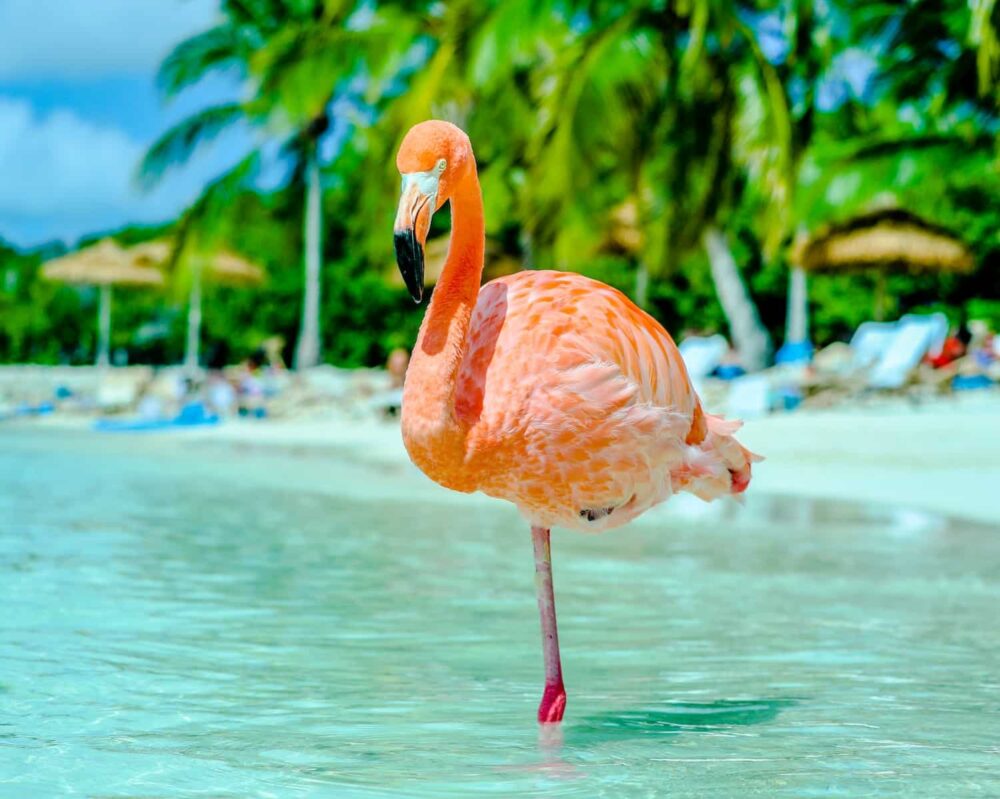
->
[[537, 681, 567, 724]]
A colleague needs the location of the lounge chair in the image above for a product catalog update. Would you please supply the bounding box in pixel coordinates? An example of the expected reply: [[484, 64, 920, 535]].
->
[[867, 313, 949, 390], [679, 334, 728, 380], [849, 322, 898, 370], [801, 313, 950, 406]]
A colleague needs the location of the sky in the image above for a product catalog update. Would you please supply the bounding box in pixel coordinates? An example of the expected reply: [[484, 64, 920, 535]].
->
[[0, 0, 250, 248], [0, 1, 877, 251]]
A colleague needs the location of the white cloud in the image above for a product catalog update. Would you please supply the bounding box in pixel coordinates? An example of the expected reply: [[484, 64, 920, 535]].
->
[[0, 98, 137, 215], [0, 96, 245, 245], [0, 0, 219, 80]]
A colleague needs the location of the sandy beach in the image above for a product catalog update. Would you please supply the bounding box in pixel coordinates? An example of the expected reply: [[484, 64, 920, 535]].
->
[[13, 388, 999, 526], [737, 394, 1000, 525]]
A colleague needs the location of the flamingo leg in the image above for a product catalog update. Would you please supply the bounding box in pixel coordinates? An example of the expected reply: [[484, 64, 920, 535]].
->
[[531, 525, 567, 723]]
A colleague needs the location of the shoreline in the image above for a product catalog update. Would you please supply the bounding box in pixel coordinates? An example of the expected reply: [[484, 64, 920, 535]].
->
[[9, 389, 1000, 527], [736, 393, 1000, 526]]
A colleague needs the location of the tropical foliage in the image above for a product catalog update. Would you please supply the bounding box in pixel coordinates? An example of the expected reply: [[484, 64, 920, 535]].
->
[[1, 0, 997, 368]]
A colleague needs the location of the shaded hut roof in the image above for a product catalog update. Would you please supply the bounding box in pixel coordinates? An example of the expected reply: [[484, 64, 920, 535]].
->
[[42, 239, 164, 286], [208, 251, 265, 285], [794, 208, 974, 274], [126, 239, 264, 285], [603, 199, 644, 254], [128, 239, 174, 268]]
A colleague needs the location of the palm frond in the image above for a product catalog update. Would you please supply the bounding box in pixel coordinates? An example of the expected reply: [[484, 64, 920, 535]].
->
[[224, 0, 288, 34], [157, 25, 249, 96], [252, 26, 360, 123], [468, 0, 562, 90], [139, 103, 249, 185], [849, 132, 997, 160], [735, 18, 794, 255], [528, 9, 659, 248], [970, 0, 1000, 101], [678, 0, 709, 83], [187, 151, 262, 226]]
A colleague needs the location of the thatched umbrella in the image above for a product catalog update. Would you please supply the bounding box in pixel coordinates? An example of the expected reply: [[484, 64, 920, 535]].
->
[[127, 239, 264, 371], [793, 208, 974, 321], [42, 239, 164, 367]]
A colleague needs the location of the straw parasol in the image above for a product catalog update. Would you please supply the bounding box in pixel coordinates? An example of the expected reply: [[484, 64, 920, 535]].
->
[[42, 238, 164, 367], [793, 208, 974, 320], [603, 199, 645, 255], [125, 239, 265, 371], [206, 250, 266, 285], [129, 240, 264, 285]]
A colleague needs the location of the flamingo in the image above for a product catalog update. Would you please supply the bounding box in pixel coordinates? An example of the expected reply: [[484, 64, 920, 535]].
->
[[393, 120, 760, 724]]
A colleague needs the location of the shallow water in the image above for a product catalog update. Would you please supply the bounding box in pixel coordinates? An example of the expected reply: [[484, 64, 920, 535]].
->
[[1, 428, 998, 797]]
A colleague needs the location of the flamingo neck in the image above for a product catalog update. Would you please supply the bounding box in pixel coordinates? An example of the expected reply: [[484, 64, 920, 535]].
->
[[403, 168, 484, 457]]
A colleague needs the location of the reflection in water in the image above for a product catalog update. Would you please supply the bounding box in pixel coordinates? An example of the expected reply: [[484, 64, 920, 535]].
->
[[565, 699, 796, 747], [534, 699, 795, 779], [1, 430, 998, 798]]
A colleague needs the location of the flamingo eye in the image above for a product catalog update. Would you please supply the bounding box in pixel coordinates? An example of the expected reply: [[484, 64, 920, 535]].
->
[[435, 158, 447, 174]]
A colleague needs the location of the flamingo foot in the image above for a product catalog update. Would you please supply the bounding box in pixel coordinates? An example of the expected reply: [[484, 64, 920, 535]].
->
[[532, 525, 566, 724], [538, 681, 567, 723]]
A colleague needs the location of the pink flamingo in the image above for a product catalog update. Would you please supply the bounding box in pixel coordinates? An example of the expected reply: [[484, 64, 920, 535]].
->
[[393, 121, 759, 724]]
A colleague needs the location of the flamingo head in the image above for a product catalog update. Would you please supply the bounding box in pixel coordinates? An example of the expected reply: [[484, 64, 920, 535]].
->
[[394, 120, 474, 302]]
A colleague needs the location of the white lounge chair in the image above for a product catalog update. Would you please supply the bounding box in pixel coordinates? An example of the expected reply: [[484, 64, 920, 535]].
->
[[867, 313, 948, 389], [679, 334, 728, 378], [849, 322, 898, 370], [900, 312, 948, 358]]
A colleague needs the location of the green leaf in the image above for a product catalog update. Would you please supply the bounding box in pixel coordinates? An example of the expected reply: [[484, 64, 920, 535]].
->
[[157, 25, 249, 96], [139, 103, 249, 185]]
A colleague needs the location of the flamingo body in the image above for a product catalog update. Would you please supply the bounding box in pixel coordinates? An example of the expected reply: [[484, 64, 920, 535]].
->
[[403, 269, 747, 532]]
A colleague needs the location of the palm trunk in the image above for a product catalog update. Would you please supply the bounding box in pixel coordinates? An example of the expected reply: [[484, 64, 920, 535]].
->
[[873, 270, 887, 322], [96, 284, 112, 368], [634, 260, 650, 309], [785, 266, 808, 344], [702, 226, 771, 371], [294, 149, 323, 369], [519, 229, 534, 270], [184, 263, 203, 374]]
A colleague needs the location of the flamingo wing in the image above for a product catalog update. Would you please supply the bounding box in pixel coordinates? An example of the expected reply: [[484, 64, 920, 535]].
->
[[456, 270, 701, 530]]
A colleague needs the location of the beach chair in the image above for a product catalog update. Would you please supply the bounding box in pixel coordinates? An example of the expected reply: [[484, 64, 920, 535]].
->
[[900, 312, 948, 358], [849, 322, 898, 369], [679, 334, 728, 380], [867, 313, 948, 390]]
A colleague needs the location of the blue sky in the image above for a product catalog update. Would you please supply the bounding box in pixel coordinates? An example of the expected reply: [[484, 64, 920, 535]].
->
[[0, 1, 878, 250], [0, 0, 250, 248]]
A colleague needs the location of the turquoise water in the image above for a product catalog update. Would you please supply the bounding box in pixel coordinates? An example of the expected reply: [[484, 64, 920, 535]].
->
[[1, 428, 998, 797]]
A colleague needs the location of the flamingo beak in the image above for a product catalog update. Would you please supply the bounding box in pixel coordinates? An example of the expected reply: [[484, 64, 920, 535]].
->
[[394, 171, 438, 303]]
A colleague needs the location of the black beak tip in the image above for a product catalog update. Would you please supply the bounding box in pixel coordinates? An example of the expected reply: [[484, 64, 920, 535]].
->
[[394, 229, 425, 305]]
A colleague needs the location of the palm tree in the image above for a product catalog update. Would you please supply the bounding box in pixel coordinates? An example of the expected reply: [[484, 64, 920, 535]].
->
[[142, 0, 410, 369], [134, 155, 264, 372], [783, 0, 999, 343], [519, 1, 783, 369], [346, 0, 556, 271], [247, 2, 414, 367]]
